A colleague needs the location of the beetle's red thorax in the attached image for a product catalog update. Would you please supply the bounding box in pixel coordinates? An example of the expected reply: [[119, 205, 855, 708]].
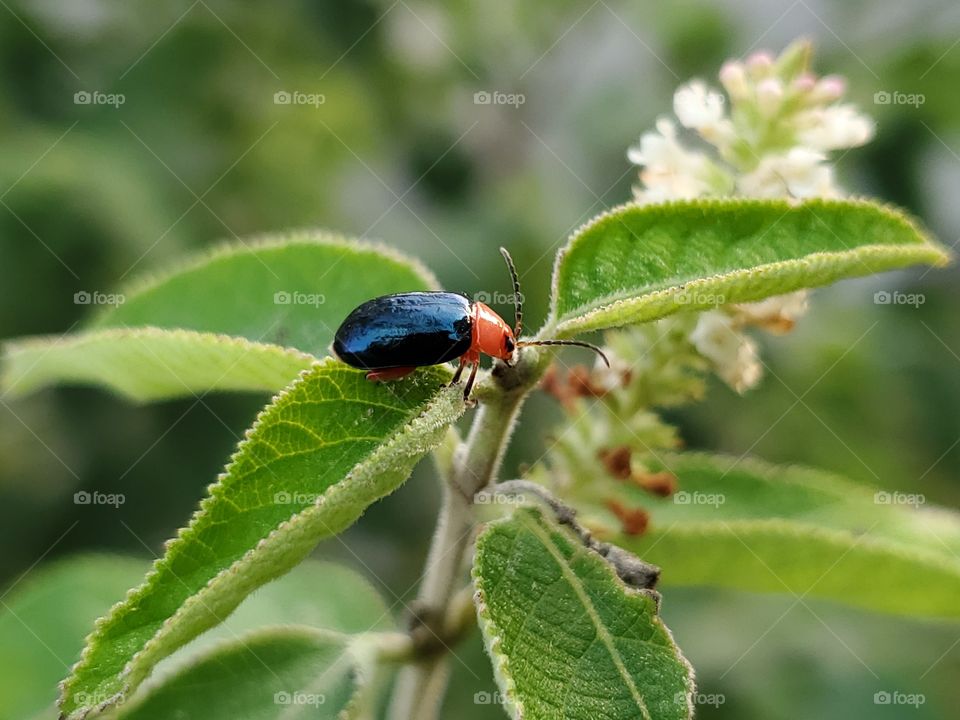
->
[[471, 301, 514, 361]]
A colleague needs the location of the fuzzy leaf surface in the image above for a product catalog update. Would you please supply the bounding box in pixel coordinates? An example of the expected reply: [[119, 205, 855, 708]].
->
[[116, 627, 371, 720], [153, 560, 394, 683], [587, 453, 960, 618], [549, 198, 949, 337], [2, 328, 315, 401], [0, 556, 147, 720], [58, 361, 463, 719], [473, 507, 694, 720], [90, 233, 440, 356]]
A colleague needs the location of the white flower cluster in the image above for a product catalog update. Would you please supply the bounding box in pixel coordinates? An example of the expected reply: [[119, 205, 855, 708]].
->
[[627, 40, 873, 393]]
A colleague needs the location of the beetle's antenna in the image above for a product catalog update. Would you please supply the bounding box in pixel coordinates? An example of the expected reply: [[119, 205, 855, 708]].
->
[[499, 246, 523, 337], [517, 339, 610, 367]]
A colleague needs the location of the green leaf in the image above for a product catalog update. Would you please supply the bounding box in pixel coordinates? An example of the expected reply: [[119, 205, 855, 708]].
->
[[0, 557, 388, 720], [115, 627, 373, 720], [548, 198, 950, 337], [473, 507, 694, 720], [587, 453, 960, 618], [90, 233, 440, 356], [59, 360, 464, 719], [154, 560, 395, 681], [0, 555, 148, 720], [2, 328, 315, 402]]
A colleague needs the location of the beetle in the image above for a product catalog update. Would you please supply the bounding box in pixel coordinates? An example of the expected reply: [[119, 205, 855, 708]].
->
[[333, 247, 608, 400]]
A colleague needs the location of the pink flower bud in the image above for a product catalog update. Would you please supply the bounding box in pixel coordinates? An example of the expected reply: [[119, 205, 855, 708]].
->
[[756, 78, 783, 116], [747, 51, 774, 77], [719, 61, 749, 99], [792, 72, 816, 93], [815, 74, 847, 102]]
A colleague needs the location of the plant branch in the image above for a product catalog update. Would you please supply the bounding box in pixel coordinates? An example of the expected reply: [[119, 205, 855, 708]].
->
[[387, 349, 548, 720]]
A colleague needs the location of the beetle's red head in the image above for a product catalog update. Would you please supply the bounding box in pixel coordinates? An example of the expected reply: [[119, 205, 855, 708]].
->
[[467, 248, 611, 371], [473, 302, 516, 361]]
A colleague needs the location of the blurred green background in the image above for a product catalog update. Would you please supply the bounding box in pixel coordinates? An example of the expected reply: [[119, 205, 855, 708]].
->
[[1, 1, 958, 718]]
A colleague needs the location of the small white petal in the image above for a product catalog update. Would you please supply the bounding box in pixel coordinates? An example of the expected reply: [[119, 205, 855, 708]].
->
[[690, 312, 762, 393], [797, 104, 875, 150], [628, 118, 718, 202], [674, 80, 726, 130], [737, 147, 836, 198]]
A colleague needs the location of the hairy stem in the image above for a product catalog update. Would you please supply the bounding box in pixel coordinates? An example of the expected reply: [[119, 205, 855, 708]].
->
[[388, 350, 547, 720]]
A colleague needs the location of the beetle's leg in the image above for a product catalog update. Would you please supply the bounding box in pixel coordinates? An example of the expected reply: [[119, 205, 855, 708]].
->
[[366, 366, 416, 382], [462, 361, 480, 402], [449, 357, 467, 386]]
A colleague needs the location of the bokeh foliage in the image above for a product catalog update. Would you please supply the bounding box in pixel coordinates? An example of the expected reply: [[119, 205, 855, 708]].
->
[[2, 2, 959, 719]]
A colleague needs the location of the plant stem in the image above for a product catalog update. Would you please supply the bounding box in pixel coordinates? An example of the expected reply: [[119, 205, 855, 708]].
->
[[388, 351, 547, 720]]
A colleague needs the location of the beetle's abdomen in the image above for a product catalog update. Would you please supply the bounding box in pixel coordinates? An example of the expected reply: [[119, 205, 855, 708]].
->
[[333, 292, 473, 370]]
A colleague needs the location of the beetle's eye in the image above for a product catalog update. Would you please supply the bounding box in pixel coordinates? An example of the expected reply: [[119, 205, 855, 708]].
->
[[504, 336, 515, 353]]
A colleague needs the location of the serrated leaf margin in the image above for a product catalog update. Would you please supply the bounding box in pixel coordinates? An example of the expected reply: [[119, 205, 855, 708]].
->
[[90, 231, 442, 327], [472, 508, 695, 720], [58, 359, 464, 719], [546, 197, 951, 337], [2, 326, 316, 401]]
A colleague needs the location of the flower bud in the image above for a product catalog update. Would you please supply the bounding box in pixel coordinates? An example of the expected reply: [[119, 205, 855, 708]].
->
[[746, 51, 774, 77], [811, 74, 846, 103], [719, 61, 749, 100], [756, 78, 784, 116]]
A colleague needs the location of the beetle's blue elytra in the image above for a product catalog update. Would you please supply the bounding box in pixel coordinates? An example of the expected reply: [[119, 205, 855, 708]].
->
[[332, 248, 609, 400]]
